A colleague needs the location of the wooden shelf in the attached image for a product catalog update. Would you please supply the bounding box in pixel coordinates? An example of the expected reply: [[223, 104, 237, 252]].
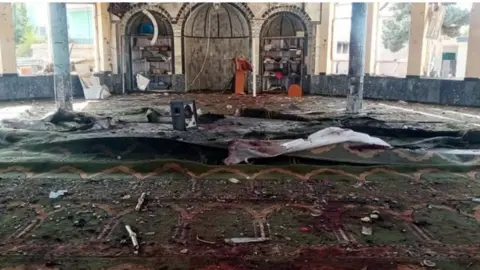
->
[[263, 74, 301, 77], [146, 74, 172, 77], [131, 35, 172, 38], [145, 56, 172, 63], [260, 36, 305, 92], [130, 35, 174, 91], [262, 49, 300, 52], [262, 36, 306, 40]]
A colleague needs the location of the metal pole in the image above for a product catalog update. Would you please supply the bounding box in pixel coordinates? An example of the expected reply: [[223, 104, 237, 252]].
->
[[346, 3, 367, 114], [48, 3, 73, 111]]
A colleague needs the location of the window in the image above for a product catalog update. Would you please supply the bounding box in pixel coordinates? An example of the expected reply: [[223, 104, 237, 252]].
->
[[336, 42, 349, 54]]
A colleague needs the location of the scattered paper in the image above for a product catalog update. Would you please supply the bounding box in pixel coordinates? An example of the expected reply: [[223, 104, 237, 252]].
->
[[228, 178, 240, 184], [361, 226, 372, 236], [49, 190, 68, 199]]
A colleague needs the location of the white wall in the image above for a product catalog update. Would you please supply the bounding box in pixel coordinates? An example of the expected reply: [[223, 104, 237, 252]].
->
[[456, 42, 468, 78], [331, 3, 409, 77]]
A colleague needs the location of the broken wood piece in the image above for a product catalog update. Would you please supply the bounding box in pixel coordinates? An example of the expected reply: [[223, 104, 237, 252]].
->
[[125, 225, 139, 253], [196, 235, 216, 245], [135, 192, 146, 211], [224, 237, 270, 244], [253, 220, 271, 239]]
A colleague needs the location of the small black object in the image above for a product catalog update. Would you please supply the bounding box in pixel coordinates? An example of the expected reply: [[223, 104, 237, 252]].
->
[[170, 99, 198, 131], [73, 218, 86, 228]]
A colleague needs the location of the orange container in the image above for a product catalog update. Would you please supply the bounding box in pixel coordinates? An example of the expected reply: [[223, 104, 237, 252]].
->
[[19, 66, 32, 75], [288, 84, 302, 97]]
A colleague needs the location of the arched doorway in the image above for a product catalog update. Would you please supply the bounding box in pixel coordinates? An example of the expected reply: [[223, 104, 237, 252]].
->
[[124, 10, 174, 91], [183, 3, 250, 91], [260, 12, 308, 92]]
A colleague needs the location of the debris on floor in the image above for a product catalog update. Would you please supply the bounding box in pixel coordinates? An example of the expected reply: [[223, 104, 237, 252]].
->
[[421, 259, 436, 268], [135, 192, 146, 212], [224, 237, 270, 244], [0, 93, 480, 269], [472, 198, 480, 203], [362, 226, 372, 236], [49, 190, 68, 199], [361, 217, 371, 223], [228, 178, 240, 184], [125, 225, 139, 254]]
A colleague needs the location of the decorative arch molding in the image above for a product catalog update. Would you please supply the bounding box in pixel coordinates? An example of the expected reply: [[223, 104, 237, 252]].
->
[[259, 5, 316, 77], [118, 4, 174, 36], [260, 5, 313, 35], [175, 2, 254, 30]]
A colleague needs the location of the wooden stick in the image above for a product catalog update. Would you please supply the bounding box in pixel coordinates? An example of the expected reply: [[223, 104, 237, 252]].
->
[[135, 192, 146, 211], [125, 225, 139, 254]]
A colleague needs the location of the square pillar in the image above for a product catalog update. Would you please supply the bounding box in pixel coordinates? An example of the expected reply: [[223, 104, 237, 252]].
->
[[49, 3, 73, 111], [172, 24, 182, 75], [364, 3, 378, 75], [406, 3, 429, 77], [346, 3, 367, 114], [171, 24, 185, 92], [251, 36, 260, 97], [465, 3, 480, 79], [96, 3, 113, 72], [0, 3, 17, 75], [315, 3, 334, 75], [110, 23, 119, 74]]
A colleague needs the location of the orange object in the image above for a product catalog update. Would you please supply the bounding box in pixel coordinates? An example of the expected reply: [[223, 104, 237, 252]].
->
[[232, 56, 252, 95], [288, 84, 302, 97], [19, 66, 32, 75]]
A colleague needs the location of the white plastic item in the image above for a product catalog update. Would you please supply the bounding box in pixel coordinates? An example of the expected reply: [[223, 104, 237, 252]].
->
[[136, 73, 150, 91], [75, 63, 111, 100]]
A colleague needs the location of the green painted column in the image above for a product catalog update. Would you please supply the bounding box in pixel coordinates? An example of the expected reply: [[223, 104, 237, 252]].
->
[[346, 3, 367, 114], [49, 3, 73, 111]]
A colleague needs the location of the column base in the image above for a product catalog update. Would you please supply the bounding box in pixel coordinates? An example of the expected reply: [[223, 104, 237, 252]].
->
[[53, 74, 74, 111], [0, 73, 18, 77], [171, 74, 186, 92]]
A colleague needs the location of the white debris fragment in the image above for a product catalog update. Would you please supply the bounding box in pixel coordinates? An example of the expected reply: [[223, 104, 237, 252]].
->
[[136, 74, 150, 91], [228, 178, 240, 184], [472, 197, 480, 203], [361, 217, 371, 223], [224, 237, 270, 244], [135, 192, 146, 211], [125, 225, 139, 254], [370, 213, 380, 220], [122, 195, 131, 200], [422, 259, 436, 268], [49, 190, 68, 199], [361, 226, 372, 236], [226, 105, 233, 109], [180, 248, 188, 254], [54, 205, 62, 209], [196, 235, 216, 244]]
